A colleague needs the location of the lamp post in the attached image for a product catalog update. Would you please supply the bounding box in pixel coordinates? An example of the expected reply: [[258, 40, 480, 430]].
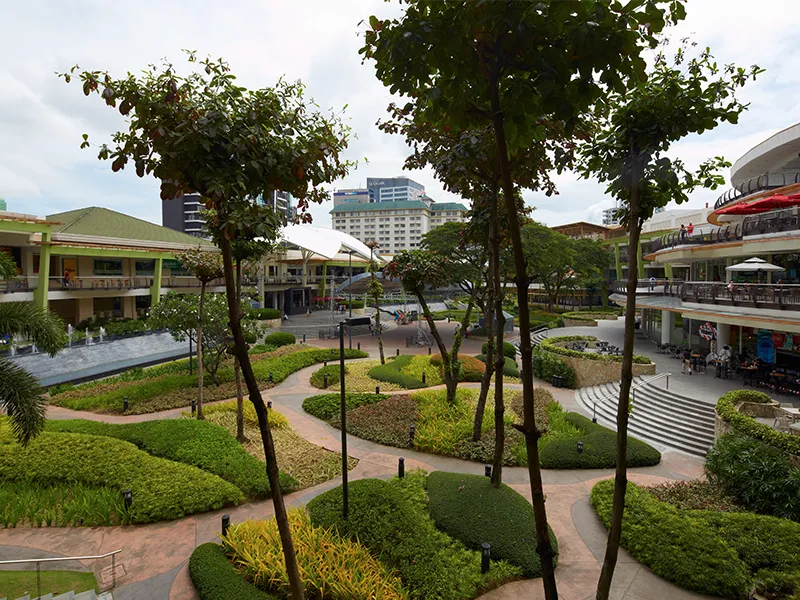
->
[[348, 250, 353, 349]]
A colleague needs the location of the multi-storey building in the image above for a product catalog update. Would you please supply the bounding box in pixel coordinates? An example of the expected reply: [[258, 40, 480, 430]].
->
[[333, 188, 370, 207], [162, 191, 295, 238], [329, 197, 468, 253], [611, 122, 800, 367], [366, 177, 426, 203]]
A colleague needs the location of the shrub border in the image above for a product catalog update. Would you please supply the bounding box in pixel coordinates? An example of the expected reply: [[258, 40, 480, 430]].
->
[[716, 390, 800, 456], [540, 335, 651, 365]]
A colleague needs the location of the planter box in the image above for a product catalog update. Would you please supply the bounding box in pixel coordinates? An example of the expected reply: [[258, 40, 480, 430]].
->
[[563, 318, 597, 327], [552, 350, 655, 387]]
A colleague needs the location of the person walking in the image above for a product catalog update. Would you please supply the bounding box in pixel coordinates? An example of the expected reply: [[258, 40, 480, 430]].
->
[[728, 279, 735, 301], [681, 348, 693, 375], [687, 222, 695, 236], [679, 223, 686, 243], [649, 276, 656, 291], [62, 269, 71, 288]]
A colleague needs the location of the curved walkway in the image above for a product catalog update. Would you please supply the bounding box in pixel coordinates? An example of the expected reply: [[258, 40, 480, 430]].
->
[[5, 340, 710, 600]]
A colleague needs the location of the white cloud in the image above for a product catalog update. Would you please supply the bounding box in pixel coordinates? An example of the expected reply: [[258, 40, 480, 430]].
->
[[1, 0, 799, 229]]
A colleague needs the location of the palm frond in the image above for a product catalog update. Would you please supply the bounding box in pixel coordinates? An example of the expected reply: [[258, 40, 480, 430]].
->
[[0, 358, 46, 445], [0, 302, 67, 356], [0, 252, 17, 280]]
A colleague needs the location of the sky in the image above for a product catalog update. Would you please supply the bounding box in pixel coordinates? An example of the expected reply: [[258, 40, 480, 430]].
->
[[2, 0, 800, 229]]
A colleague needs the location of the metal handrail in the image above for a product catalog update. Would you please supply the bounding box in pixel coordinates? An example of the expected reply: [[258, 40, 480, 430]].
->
[[0, 549, 122, 597], [589, 372, 671, 422]]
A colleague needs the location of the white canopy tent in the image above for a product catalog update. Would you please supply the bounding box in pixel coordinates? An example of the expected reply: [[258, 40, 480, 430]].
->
[[726, 257, 785, 273], [279, 224, 382, 262]]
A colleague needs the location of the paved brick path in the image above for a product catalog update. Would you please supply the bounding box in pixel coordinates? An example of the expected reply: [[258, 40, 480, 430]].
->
[[3, 331, 714, 600]]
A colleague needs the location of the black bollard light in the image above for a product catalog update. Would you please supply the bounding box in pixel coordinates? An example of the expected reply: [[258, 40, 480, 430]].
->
[[428, 346, 431, 355], [303, 333, 306, 344], [592, 404, 597, 423], [191, 399, 197, 414], [357, 341, 361, 351], [485, 464, 492, 478], [324, 373, 329, 389], [375, 385, 380, 394], [269, 372, 274, 383], [221, 514, 231, 537], [122, 489, 132, 510], [409, 424, 415, 446], [324, 359, 328, 367], [267, 400, 272, 409], [577, 441, 584, 453], [123, 396, 129, 412], [481, 543, 491, 574], [396, 348, 400, 357], [398, 457, 405, 479], [422, 372, 426, 385]]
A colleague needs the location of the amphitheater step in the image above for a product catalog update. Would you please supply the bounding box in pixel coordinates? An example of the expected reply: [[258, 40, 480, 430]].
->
[[575, 377, 716, 456]]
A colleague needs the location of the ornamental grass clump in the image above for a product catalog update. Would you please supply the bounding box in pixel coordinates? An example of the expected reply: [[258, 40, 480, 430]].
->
[[224, 508, 409, 599]]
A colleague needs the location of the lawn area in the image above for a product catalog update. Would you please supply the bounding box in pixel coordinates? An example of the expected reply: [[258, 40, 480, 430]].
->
[[303, 388, 660, 469], [591, 480, 800, 599], [0, 570, 98, 599], [49, 345, 367, 414]]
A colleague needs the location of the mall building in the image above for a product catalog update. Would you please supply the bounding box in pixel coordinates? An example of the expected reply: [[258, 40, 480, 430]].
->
[[610, 122, 800, 368]]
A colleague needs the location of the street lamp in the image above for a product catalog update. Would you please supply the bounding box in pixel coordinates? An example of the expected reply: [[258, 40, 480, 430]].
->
[[339, 314, 371, 520]]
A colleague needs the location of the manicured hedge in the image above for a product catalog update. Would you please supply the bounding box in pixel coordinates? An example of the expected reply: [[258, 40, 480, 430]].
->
[[46, 419, 297, 498], [539, 412, 661, 469], [309, 364, 341, 389], [247, 343, 277, 355], [189, 543, 270, 600], [716, 390, 800, 456], [307, 476, 520, 600], [481, 341, 517, 359], [429, 354, 486, 383], [333, 395, 418, 448], [541, 335, 651, 365], [302, 392, 388, 421], [263, 332, 296, 347], [705, 433, 800, 522], [0, 428, 243, 523], [532, 346, 577, 388], [591, 480, 800, 599], [427, 472, 557, 577], [368, 355, 427, 388], [249, 308, 281, 320], [475, 354, 520, 377]]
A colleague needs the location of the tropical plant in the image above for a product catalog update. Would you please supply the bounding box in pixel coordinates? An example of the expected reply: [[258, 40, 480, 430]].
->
[[63, 50, 353, 598], [578, 43, 761, 597], [0, 252, 67, 444]]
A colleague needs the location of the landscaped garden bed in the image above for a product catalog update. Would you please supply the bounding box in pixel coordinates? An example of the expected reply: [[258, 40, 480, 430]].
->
[[48, 344, 367, 414], [303, 388, 660, 469], [190, 471, 552, 600], [591, 479, 800, 599]]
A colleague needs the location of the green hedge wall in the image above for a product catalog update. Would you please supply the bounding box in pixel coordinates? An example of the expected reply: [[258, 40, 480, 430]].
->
[[716, 390, 800, 456], [532, 346, 577, 388], [368, 355, 426, 389], [189, 543, 271, 600], [263, 332, 296, 347]]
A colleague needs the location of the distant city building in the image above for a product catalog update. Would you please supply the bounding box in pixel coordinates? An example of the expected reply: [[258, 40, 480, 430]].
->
[[330, 196, 468, 253], [162, 191, 295, 238], [367, 177, 426, 203], [602, 198, 624, 226], [333, 188, 370, 207]]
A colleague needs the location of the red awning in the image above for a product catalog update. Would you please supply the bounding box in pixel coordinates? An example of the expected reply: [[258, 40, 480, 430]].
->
[[717, 194, 800, 216], [716, 203, 764, 216]]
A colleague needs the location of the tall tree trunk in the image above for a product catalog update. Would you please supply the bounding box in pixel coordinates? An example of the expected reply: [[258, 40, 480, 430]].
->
[[376, 306, 386, 364], [235, 257, 248, 443], [596, 163, 642, 600], [473, 301, 494, 442], [218, 233, 304, 600], [490, 193, 505, 488], [417, 294, 458, 403], [489, 81, 558, 599], [197, 282, 205, 420]]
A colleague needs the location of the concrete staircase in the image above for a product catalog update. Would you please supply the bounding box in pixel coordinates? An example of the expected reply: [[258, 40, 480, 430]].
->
[[3, 590, 105, 600], [531, 328, 550, 347], [575, 376, 716, 456]]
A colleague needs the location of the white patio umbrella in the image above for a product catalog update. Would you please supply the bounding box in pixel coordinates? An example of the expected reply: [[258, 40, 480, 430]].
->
[[726, 257, 785, 273]]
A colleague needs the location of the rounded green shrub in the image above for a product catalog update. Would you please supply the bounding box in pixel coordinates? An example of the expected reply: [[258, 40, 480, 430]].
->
[[263, 332, 296, 347], [368, 355, 426, 388], [532, 346, 577, 388], [475, 354, 519, 377], [705, 433, 800, 522], [189, 542, 270, 600], [310, 364, 342, 389], [481, 341, 517, 359], [302, 392, 388, 421], [250, 308, 281, 320], [427, 472, 557, 577]]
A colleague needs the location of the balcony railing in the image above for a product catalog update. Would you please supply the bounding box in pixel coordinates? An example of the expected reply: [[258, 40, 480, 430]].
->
[[714, 172, 800, 210], [652, 207, 800, 253], [614, 279, 800, 311]]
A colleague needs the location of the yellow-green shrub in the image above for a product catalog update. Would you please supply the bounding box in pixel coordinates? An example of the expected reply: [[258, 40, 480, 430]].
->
[[202, 400, 289, 429], [224, 508, 409, 599]]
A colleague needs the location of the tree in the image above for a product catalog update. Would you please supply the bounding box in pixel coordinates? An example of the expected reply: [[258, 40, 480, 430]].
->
[[148, 292, 258, 384], [384, 249, 474, 404], [362, 3, 687, 596], [231, 236, 277, 442], [175, 247, 223, 420], [577, 43, 760, 599], [0, 253, 67, 445], [365, 240, 386, 365], [523, 222, 577, 312], [64, 51, 352, 600]]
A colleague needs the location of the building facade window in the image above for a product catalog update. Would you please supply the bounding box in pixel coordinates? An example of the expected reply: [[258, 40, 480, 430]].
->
[[93, 258, 124, 276]]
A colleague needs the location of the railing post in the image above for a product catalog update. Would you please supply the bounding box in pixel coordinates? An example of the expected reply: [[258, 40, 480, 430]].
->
[[112, 552, 116, 590], [37, 561, 41, 599], [666, 373, 669, 390]]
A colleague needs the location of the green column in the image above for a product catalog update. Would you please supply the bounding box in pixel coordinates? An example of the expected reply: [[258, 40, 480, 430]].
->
[[35, 232, 52, 310], [637, 241, 645, 279], [613, 244, 623, 280], [150, 257, 163, 307]]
